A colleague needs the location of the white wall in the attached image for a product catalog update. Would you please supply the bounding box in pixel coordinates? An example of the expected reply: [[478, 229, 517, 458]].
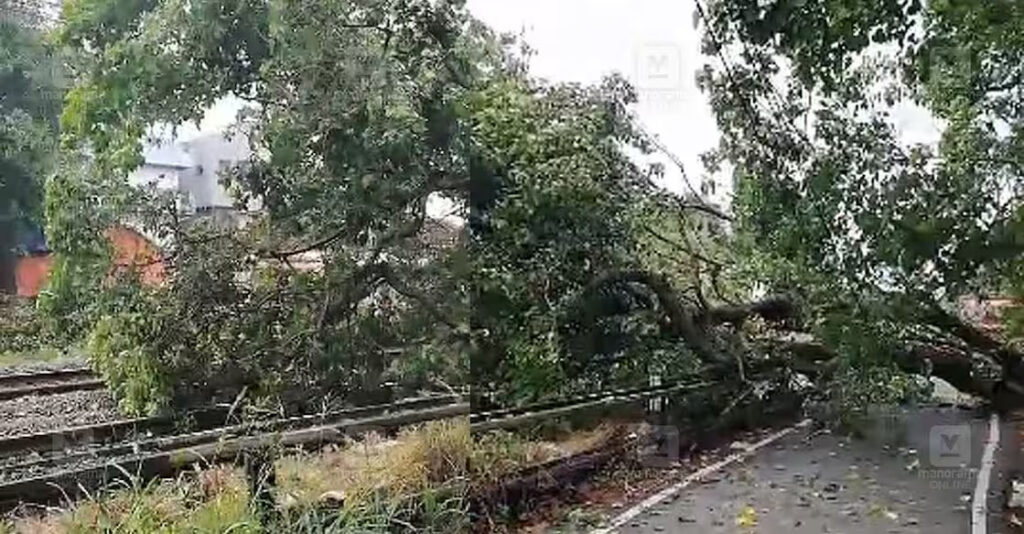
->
[[133, 131, 254, 213], [128, 165, 179, 191], [127, 165, 193, 210], [180, 133, 252, 209]]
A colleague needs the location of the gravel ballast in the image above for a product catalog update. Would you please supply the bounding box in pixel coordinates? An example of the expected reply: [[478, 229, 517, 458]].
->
[[0, 389, 122, 438]]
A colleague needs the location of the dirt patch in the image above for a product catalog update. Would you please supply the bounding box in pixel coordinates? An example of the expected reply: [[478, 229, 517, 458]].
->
[[495, 424, 797, 533]]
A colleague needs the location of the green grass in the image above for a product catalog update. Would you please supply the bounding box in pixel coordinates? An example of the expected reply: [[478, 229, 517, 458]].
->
[[0, 347, 79, 368], [3, 421, 475, 533], [1, 420, 623, 533]]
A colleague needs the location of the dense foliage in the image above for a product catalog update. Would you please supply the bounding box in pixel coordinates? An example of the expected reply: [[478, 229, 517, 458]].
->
[[0, 1, 62, 293], [46, 0, 723, 414], [3, 1, 1020, 531], [50, 0, 479, 413], [21, 0, 1022, 419], [697, 0, 1023, 398]]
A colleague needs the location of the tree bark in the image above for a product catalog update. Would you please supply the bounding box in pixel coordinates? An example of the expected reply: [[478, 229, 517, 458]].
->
[[575, 269, 1024, 406], [705, 296, 797, 324], [0, 217, 17, 294]]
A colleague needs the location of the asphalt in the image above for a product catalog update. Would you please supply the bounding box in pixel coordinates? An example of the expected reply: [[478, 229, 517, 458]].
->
[[600, 406, 1014, 534]]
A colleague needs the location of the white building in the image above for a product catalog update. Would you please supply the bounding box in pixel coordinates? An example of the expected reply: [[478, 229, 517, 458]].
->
[[132, 131, 253, 215]]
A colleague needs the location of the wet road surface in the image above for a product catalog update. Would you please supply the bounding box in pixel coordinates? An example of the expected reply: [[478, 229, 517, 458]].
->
[[596, 406, 1012, 533]]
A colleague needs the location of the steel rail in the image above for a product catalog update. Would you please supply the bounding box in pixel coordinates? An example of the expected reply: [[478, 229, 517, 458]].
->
[[0, 368, 103, 401], [0, 402, 468, 511], [0, 378, 721, 513], [0, 393, 461, 477], [0, 406, 230, 460], [471, 380, 710, 432]]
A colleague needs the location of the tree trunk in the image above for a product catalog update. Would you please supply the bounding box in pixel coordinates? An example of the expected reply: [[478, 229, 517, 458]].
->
[[576, 269, 1024, 407], [0, 216, 17, 294]]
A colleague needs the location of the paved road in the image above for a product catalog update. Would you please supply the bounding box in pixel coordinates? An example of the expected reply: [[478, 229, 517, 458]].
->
[[598, 406, 1015, 533]]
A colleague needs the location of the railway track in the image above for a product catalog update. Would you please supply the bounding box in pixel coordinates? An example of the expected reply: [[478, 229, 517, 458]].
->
[[0, 368, 103, 401], [0, 378, 715, 513], [470, 379, 709, 432], [0, 406, 230, 461], [471, 437, 631, 523], [471, 391, 808, 526], [0, 394, 468, 512], [0, 393, 462, 483]]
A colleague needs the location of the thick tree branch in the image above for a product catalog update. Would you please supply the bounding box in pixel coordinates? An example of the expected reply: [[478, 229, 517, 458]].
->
[[316, 205, 431, 331], [705, 296, 797, 324], [675, 200, 733, 222], [380, 264, 461, 331], [317, 262, 389, 333], [921, 303, 1015, 358], [267, 188, 431, 259], [269, 228, 349, 259]]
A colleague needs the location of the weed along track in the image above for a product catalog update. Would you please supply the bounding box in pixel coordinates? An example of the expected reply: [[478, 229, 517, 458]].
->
[[0, 393, 460, 465], [0, 380, 710, 514], [0, 394, 467, 512], [471, 436, 632, 528], [468, 381, 712, 521], [0, 368, 104, 401]]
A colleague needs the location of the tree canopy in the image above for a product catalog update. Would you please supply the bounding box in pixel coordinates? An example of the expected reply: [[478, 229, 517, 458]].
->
[[0, 1, 62, 292], [51, 0, 713, 413], [696, 0, 1023, 400], [30, 0, 1024, 418]]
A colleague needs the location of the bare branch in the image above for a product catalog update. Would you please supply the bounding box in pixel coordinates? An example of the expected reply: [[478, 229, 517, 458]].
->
[[674, 199, 734, 221], [380, 265, 460, 331], [641, 223, 726, 268]]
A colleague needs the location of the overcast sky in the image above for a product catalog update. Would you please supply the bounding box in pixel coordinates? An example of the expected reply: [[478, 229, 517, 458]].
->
[[180, 1, 715, 202], [180, 0, 942, 211], [467, 0, 718, 200], [466, 1, 945, 200]]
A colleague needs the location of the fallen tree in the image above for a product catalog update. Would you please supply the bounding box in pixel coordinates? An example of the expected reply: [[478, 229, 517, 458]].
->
[[39, 0, 1021, 418], [670, 0, 1024, 409], [562, 268, 1022, 409]]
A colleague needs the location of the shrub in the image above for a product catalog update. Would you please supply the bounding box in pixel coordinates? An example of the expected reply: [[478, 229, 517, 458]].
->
[[87, 312, 172, 416], [0, 295, 46, 354]]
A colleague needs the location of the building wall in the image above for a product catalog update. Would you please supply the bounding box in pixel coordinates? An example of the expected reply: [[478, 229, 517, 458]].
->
[[14, 255, 51, 298], [106, 226, 165, 285], [131, 133, 254, 212], [14, 225, 165, 298], [128, 165, 181, 192], [128, 164, 195, 212], [180, 132, 251, 209]]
